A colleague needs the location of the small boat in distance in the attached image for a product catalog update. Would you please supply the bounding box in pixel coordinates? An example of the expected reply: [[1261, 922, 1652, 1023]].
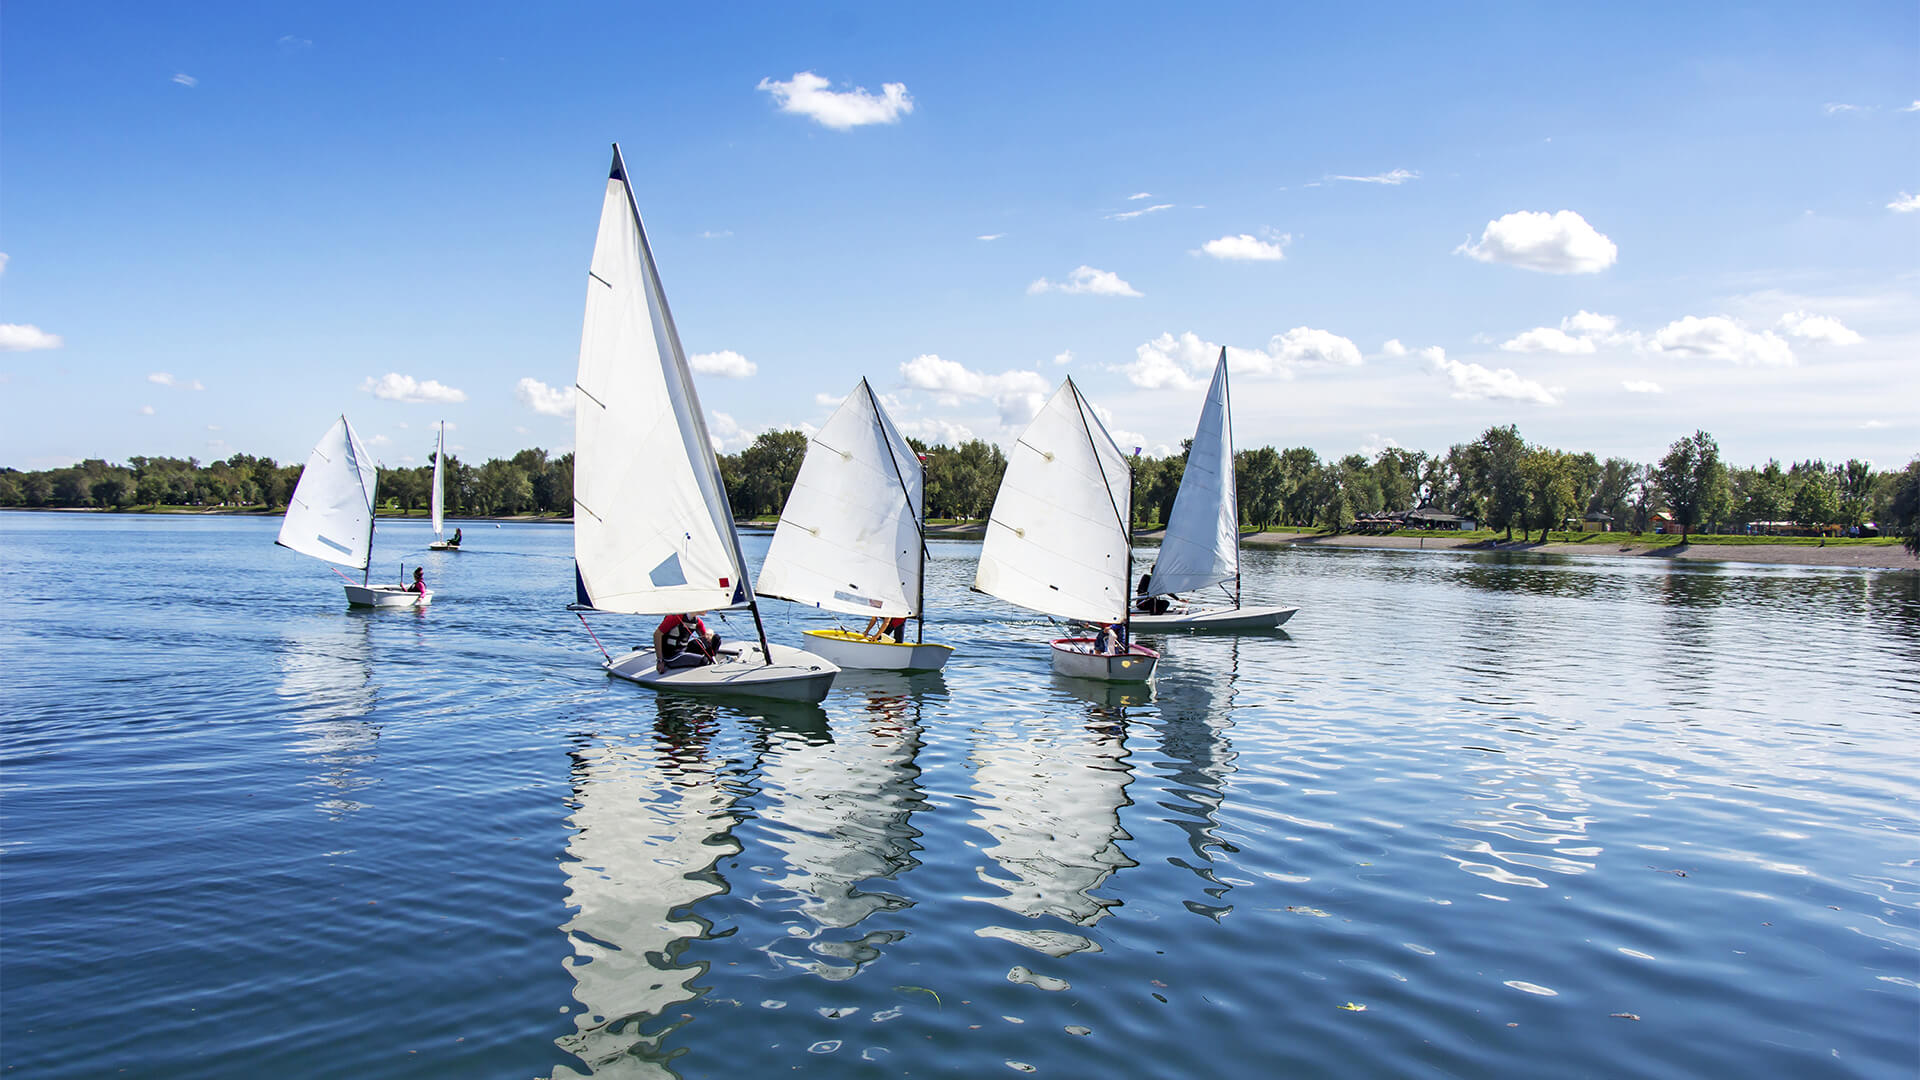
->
[[1135, 347, 1297, 631], [974, 378, 1158, 683], [756, 378, 954, 672], [426, 421, 461, 551], [568, 143, 837, 703], [278, 415, 430, 608]]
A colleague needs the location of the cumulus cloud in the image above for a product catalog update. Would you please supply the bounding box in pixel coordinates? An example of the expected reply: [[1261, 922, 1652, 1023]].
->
[[1027, 265, 1142, 297], [707, 410, 744, 453], [0, 324, 63, 351], [1887, 192, 1920, 213], [1122, 328, 1361, 390], [147, 372, 205, 390], [756, 71, 913, 130], [1651, 316, 1794, 367], [1622, 381, 1664, 394], [897, 416, 977, 447], [1053, 350, 1073, 365], [1107, 203, 1173, 221], [1358, 433, 1402, 457], [1332, 169, 1419, 185], [900, 353, 1051, 426], [1380, 339, 1408, 357], [1426, 346, 1561, 405], [1776, 310, 1862, 346], [1561, 310, 1618, 336], [515, 377, 575, 417], [1456, 210, 1617, 273], [813, 391, 841, 407], [689, 349, 756, 378], [1499, 327, 1595, 354], [172, 73, 197, 87], [1198, 233, 1288, 261], [363, 372, 467, 404]]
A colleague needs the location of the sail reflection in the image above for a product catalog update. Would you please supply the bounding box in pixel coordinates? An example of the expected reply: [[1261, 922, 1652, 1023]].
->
[[1147, 637, 1242, 920], [747, 676, 932, 981], [554, 697, 739, 1079], [967, 685, 1137, 929], [276, 616, 379, 818]]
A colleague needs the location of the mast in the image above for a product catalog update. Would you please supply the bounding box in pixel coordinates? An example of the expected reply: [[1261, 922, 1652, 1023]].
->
[[1066, 378, 1132, 640], [862, 378, 926, 645], [1222, 347, 1241, 609]]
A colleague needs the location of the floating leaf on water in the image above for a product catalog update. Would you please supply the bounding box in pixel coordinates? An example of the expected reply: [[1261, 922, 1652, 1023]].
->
[[1340, 1002, 1367, 1012], [892, 985, 941, 1008]]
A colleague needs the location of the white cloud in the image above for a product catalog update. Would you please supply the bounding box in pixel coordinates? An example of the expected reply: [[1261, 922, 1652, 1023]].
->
[[756, 71, 913, 130], [708, 410, 744, 452], [0, 324, 63, 351], [1198, 233, 1288, 261], [1122, 328, 1361, 389], [1651, 316, 1794, 367], [813, 391, 841, 407], [1823, 102, 1863, 114], [140, 405, 155, 415], [1861, 419, 1890, 429], [1127, 192, 1153, 200], [1561, 310, 1618, 336], [1358, 433, 1401, 457], [278, 35, 312, 49], [1456, 210, 1618, 274], [1499, 327, 1595, 354], [1776, 310, 1863, 346], [977, 233, 1005, 241], [1332, 169, 1419, 185], [515, 377, 575, 417], [1089, 402, 1160, 458], [1427, 347, 1561, 405], [1380, 339, 1408, 357], [0, 253, 9, 275], [1622, 381, 1664, 394], [899, 353, 1050, 426], [1904, 102, 1920, 112], [1027, 265, 1142, 297], [172, 73, 197, 87], [362, 372, 467, 404], [147, 372, 205, 390], [897, 416, 977, 447], [1053, 350, 1073, 366], [700, 229, 734, 239], [367, 434, 391, 446], [689, 349, 757, 378], [1887, 192, 1920, 213], [1107, 203, 1173, 221]]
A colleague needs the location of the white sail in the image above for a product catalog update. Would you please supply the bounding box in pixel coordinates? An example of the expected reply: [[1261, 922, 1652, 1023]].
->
[[755, 379, 923, 619], [277, 415, 378, 571], [430, 421, 446, 539], [974, 378, 1134, 625], [1147, 349, 1238, 597], [572, 147, 752, 615]]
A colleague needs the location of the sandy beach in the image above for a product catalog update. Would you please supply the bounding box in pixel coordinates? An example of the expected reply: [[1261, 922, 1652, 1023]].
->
[[1238, 530, 1919, 569]]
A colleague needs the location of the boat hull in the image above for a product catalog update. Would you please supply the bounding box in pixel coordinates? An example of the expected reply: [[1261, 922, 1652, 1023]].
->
[[1127, 604, 1296, 631], [427, 541, 460, 551], [345, 584, 432, 608], [1049, 638, 1159, 682], [605, 642, 838, 703], [802, 629, 953, 672]]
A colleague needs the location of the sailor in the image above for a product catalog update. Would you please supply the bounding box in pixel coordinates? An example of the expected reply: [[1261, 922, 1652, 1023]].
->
[[408, 567, 427, 597], [448, 527, 462, 548], [1135, 571, 1172, 615], [863, 615, 908, 642], [1093, 621, 1128, 655], [655, 612, 721, 672]]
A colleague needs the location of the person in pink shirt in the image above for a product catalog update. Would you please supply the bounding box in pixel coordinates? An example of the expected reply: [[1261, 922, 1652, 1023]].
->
[[654, 612, 720, 672], [409, 567, 427, 596]]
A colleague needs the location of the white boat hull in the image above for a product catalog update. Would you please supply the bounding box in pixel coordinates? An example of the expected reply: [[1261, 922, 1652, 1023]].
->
[[802, 629, 953, 672], [345, 584, 432, 608], [605, 642, 838, 703], [1049, 638, 1159, 682], [427, 541, 460, 551], [1127, 604, 1296, 631]]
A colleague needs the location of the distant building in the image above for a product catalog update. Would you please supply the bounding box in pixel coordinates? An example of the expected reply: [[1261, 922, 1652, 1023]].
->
[[1581, 511, 1614, 533], [1406, 507, 1476, 531]]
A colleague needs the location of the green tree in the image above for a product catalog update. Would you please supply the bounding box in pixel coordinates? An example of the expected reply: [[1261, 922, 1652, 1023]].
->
[[1791, 470, 1839, 530], [1523, 447, 1578, 540], [1470, 425, 1528, 540], [1654, 430, 1723, 541]]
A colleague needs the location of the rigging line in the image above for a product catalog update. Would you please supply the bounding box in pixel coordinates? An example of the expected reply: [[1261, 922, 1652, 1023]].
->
[[1068, 380, 1130, 537]]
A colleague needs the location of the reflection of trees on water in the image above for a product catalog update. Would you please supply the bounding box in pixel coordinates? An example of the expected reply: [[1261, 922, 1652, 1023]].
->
[[967, 683, 1137, 929], [276, 616, 379, 818], [1147, 639, 1243, 920], [553, 697, 740, 1079], [746, 677, 932, 981]]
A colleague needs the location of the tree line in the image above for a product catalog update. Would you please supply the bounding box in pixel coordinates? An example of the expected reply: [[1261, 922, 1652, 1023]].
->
[[4, 429, 1916, 551]]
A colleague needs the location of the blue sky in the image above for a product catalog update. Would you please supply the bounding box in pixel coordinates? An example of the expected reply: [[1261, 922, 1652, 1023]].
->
[[2, 3, 1914, 473]]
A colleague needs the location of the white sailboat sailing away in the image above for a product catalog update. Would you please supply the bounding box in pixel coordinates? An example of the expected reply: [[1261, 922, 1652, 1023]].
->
[[568, 144, 837, 703], [426, 421, 460, 551], [1136, 348, 1297, 630], [756, 378, 954, 672], [974, 378, 1159, 682], [277, 415, 431, 608]]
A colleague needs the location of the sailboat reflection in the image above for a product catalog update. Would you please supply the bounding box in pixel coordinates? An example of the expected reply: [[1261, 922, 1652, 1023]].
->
[[1148, 636, 1244, 919], [277, 616, 379, 818], [967, 682, 1138, 935], [554, 696, 740, 1079], [747, 673, 933, 981]]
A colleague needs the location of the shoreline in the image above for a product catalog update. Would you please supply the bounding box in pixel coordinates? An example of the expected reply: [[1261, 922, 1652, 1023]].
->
[[1236, 530, 1918, 569]]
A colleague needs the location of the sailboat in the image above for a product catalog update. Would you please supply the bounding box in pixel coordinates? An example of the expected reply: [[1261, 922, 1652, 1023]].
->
[[755, 378, 954, 672], [568, 143, 838, 704], [974, 378, 1159, 682], [277, 415, 431, 608], [426, 421, 461, 551], [1135, 348, 1297, 630]]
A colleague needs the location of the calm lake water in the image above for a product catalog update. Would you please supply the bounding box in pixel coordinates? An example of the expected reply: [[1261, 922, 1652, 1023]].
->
[[2, 511, 1916, 1078]]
